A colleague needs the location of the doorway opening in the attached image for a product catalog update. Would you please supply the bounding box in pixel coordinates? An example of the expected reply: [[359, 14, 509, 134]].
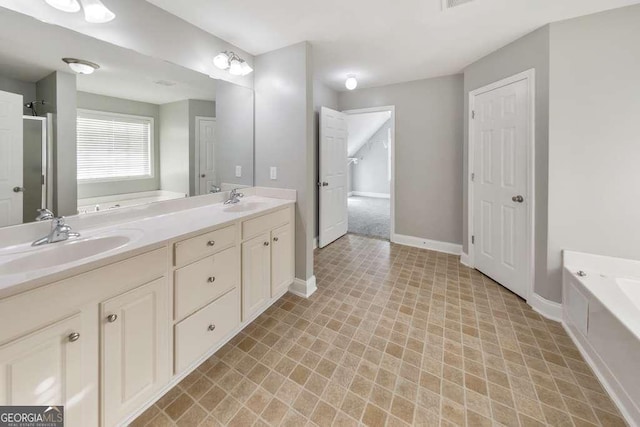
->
[[318, 105, 395, 248]]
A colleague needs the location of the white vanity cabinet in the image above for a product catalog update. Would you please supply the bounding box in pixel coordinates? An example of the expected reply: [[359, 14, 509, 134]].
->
[[100, 278, 170, 427], [241, 206, 294, 321]]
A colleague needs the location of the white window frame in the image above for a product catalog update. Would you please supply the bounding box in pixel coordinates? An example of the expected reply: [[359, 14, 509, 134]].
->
[[77, 109, 155, 184]]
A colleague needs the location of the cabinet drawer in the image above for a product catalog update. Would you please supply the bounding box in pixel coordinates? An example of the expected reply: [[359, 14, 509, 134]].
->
[[174, 247, 239, 321], [174, 288, 240, 374], [174, 224, 236, 267], [242, 208, 289, 240]]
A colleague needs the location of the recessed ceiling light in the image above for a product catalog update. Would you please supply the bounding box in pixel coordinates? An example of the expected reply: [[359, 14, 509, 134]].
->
[[62, 58, 100, 74], [345, 74, 358, 91], [45, 0, 81, 12]]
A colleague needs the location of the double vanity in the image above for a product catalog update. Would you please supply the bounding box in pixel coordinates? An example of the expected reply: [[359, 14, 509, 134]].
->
[[0, 188, 296, 427]]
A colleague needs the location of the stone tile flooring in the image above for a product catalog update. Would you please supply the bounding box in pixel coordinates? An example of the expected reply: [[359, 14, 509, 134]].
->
[[132, 234, 627, 426]]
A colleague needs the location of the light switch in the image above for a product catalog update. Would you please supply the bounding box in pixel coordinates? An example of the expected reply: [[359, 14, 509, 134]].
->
[[235, 166, 242, 177], [270, 167, 277, 180]]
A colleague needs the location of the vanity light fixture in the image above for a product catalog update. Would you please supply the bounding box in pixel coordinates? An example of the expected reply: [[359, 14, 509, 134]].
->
[[43, 0, 115, 23], [63, 58, 100, 75], [345, 74, 358, 91], [213, 51, 253, 76], [45, 0, 81, 13]]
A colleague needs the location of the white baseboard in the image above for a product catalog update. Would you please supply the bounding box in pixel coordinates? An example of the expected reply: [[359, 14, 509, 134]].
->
[[289, 275, 317, 298], [350, 191, 390, 199], [528, 292, 563, 322], [563, 320, 638, 427], [347, 191, 354, 197], [392, 233, 462, 255], [460, 252, 471, 267]]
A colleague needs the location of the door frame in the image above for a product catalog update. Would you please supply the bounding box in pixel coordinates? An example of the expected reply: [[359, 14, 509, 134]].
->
[[341, 106, 396, 241], [23, 115, 49, 210], [467, 69, 535, 301], [194, 116, 216, 195]]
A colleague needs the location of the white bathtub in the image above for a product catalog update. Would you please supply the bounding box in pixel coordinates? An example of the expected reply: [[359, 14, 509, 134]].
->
[[563, 251, 640, 426]]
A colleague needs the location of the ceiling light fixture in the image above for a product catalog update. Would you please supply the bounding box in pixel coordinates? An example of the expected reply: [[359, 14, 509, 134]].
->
[[44, 0, 115, 23], [79, 0, 115, 23], [62, 58, 100, 75], [45, 0, 81, 13], [213, 51, 253, 76], [345, 74, 358, 91]]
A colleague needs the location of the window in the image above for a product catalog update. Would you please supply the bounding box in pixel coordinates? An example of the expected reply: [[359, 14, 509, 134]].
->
[[77, 110, 154, 182]]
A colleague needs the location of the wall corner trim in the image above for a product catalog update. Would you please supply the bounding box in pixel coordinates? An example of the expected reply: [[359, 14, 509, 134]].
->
[[529, 292, 562, 322], [460, 252, 471, 267], [392, 234, 462, 255], [289, 276, 317, 298]]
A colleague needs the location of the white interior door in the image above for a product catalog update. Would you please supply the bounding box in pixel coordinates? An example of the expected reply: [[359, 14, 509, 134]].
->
[[0, 90, 23, 227], [197, 118, 216, 195], [319, 107, 348, 248], [472, 78, 530, 299]]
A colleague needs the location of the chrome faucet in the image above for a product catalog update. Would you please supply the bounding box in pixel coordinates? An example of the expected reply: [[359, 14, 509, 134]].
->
[[35, 208, 55, 222], [32, 217, 81, 246], [224, 189, 244, 205]]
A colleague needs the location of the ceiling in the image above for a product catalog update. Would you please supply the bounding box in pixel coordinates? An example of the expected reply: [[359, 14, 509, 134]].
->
[[145, 0, 640, 90], [0, 8, 216, 105], [346, 111, 391, 157]]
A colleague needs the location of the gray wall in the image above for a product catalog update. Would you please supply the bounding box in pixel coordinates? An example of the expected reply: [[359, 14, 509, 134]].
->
[[188, 99, 216, 195], [339, 75, 464, 244], [0, 75, 36, 116], [76, 91, 161, 198], [351, 119, 391, 195], [463, 26, 551, 300], [546, 4, 640, 302], [215, 81, 254, 187], [159, 100, 190, 195], [36, 71, 77, 216], [255, 42, 314, 280], [313, 80, 339, 240]]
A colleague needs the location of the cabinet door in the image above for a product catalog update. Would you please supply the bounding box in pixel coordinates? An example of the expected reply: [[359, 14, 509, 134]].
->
[[242, 233, 271, 321], [0, 314, 85, 426], [271, 223, 294, 297], [101, 278, 169, 427]]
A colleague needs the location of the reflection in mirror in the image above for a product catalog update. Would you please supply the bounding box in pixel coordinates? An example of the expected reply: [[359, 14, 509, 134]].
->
[[0, 7, 254, 228]]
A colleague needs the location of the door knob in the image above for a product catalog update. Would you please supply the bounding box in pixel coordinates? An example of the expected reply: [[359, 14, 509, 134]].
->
[[13, 187, 25, 193], [512, 195, 524, 203], [317, 182, 329, 187], [106, 314, 118, 323]]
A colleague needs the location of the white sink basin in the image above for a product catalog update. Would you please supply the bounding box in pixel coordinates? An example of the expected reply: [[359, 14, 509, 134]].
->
[[224, 202, 266, 213], [0, 232, 140, 275]]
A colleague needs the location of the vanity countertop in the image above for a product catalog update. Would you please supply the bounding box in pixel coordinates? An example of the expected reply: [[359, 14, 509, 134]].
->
[[0, 194, 294, 299]]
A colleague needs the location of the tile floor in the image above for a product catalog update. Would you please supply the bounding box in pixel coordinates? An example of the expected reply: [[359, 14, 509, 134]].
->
[[132, 234, 627, 426]]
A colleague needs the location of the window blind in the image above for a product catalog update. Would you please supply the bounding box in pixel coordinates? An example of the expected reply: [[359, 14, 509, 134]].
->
[[77, 110, 153, 181]]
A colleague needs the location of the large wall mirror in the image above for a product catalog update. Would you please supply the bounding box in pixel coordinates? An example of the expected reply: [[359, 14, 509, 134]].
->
[[0, 7, 254, 228]]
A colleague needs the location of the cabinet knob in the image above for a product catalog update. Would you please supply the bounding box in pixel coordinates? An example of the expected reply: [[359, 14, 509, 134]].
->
[[273, 237, 279, 242], [207, 276, 216, 283], [106, 314, 118, 323], [207, 240, 216, 247], [208, 324, 216, 332], [68, 332, 80, 342], [263, 241, 270, 246]]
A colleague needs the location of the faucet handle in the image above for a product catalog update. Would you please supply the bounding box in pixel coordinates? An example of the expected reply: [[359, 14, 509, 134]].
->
[[36, 208, 54, 221], [52, 216, 66, 227]]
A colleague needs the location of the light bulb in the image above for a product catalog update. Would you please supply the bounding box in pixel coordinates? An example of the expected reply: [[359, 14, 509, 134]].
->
[[240, 61, 253, 76], [229, 59, 243, 76], [79, 0, 115, 23], [345, 75, 358, 91], [213, 52, 230, 70], [45, 0, 81, 12]]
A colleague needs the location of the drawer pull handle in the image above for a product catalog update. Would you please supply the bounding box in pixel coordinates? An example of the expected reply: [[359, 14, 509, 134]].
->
[[264, 241, 270, 246], [68, 332, 80, 342], [207, 240, 216, 247], [273, 237, 279, 242], [106, 314, 118, 323], [207, 276, 216, 283], [208, 324, 216, 332]]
